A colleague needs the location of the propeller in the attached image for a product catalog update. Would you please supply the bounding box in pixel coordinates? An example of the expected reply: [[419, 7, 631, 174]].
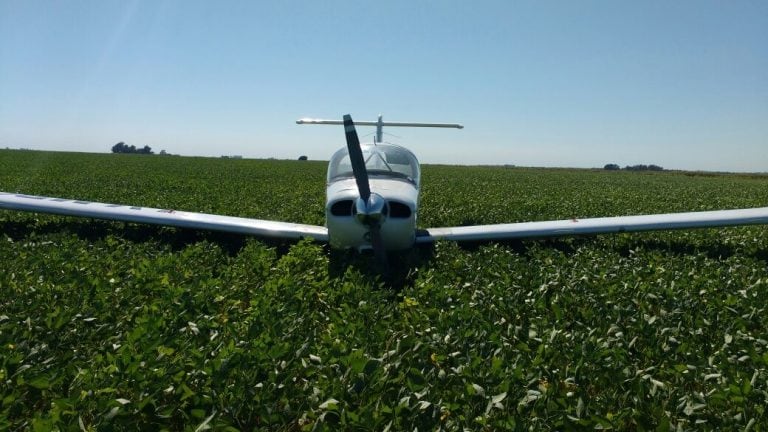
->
[[343, 114, 389, 273]]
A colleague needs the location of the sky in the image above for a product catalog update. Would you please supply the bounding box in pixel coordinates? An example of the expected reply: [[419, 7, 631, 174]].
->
[[0, 1, 766, 172]]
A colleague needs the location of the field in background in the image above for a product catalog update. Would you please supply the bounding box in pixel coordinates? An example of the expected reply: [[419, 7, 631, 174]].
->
[[2, 149, 768, 430]]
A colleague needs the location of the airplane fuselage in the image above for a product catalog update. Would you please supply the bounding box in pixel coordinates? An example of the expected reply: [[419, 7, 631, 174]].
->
[[324, 143, 420, 250]]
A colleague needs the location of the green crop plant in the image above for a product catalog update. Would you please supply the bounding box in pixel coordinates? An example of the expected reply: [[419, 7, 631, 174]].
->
[[1, 149, 767, 430]]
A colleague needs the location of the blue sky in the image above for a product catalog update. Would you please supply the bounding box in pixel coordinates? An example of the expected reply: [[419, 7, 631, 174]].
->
[[1, 1, 766, 172]]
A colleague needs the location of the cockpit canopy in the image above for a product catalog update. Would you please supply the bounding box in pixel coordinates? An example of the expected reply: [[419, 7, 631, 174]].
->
[[327, 144, 420, 187]]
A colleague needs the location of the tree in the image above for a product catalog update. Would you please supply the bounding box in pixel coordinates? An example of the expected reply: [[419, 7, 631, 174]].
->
[[111, 142, 126, 153], [298, 155, 308, 161], [111, 142, 153, 154], [603, 163, 620, 171]]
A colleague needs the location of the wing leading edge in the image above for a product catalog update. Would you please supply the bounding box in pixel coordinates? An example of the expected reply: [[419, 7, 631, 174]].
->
[[4, 192, 767, 246], [416, 207, 768, 243], [0, 192, 328, 241]]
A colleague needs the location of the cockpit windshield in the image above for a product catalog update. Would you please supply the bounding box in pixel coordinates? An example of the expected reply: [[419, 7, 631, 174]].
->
[[327, 144, 420, 186]]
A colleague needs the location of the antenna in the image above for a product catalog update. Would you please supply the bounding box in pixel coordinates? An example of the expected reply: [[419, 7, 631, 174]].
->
[[296, 115, 464, 144], [376, 114, 383, 143]]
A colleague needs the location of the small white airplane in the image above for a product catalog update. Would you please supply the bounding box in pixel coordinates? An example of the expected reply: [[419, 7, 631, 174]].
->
[[2, 114, 768, 269]]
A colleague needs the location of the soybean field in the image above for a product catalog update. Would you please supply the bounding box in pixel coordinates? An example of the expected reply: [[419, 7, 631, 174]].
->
[[2, 149, 768, 430]]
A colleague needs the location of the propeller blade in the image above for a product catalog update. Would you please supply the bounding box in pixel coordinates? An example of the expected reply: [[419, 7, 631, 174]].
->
[[344, 115, 387, 271], [343, 114, 371, 202], [369, 223, 389, 274]]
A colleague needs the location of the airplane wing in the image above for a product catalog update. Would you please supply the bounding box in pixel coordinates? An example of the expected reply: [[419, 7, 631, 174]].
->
[[416, 207, 768, 243], [0, 192, 328, 241]]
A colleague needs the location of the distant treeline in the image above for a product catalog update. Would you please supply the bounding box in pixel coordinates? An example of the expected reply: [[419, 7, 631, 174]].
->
[[111, 142, 154, 154], [604, 163, 664, 171]]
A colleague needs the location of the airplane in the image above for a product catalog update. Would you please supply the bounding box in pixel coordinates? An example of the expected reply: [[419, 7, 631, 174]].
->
[[2, 114, 768, 271]]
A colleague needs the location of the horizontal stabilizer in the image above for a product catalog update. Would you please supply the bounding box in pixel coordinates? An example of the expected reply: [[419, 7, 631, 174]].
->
[[297, 118, 463, 129], [0, 192, 328, 241], [416, 207, 768, 243]]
